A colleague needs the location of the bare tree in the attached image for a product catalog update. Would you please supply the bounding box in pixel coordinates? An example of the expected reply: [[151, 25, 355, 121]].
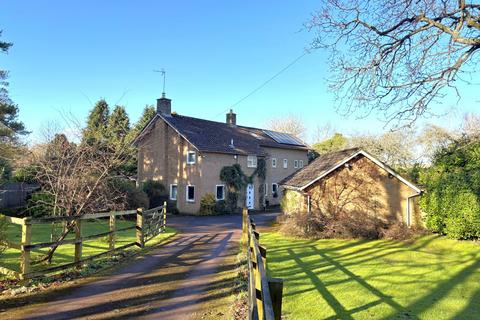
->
[[349, 129, 418, 168], [29, 126, 131, 263], [418, 123, 456, 161], [462, 112, 480, 137], [266, 114, 307, 139], [307, 0, 480, 126]]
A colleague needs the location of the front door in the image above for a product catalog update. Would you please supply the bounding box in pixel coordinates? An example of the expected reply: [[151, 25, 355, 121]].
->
[[246, 184, 254, 209]]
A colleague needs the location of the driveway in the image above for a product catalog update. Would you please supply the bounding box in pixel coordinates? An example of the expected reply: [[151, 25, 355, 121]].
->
[[4, 211, 279, 320]]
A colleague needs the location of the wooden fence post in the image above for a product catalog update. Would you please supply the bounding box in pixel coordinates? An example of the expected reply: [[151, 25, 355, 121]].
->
[[136, 208, 144, 248], [268, 278, 284, 320], [259, 245, 267, 271], [242, 208, 248, 250], [163, 201, 167, 231], [109, 213, 116, 251], [20, 217, 32, 280], [254, 252, 264, 320], [74, 219, 82, 268]]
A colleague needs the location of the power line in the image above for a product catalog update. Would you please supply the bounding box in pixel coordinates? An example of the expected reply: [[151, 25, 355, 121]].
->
[[213, 51, 309, 119]]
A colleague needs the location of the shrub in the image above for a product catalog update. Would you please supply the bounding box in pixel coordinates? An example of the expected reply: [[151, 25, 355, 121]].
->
[[127, 187, 150, 210], [281, 190, 303, 214], [167, 200, 180, 215], [142, 180, 168, 208], [226, 191, 239, 213], [420, 137, 480, 239], [12, 165, 39, 184], [111, 178, 149, 210], [320, 211, 386, 240], [215, 200, 228, 214], [0, 215, 7, 255], [279, 212, 326, 238], [380, 222, 417, 241], [200, 193, 217, 215], [279, 210, 419, 240], [26, 191, 56, 217]]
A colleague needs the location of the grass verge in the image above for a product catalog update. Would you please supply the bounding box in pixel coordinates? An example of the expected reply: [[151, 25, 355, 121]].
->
[[262, 232, 480, 320]]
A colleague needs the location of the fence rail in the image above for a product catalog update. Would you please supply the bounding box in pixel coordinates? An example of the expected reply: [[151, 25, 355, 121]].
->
[[0, 202, 168, 280], [242, 208, 283, 320]]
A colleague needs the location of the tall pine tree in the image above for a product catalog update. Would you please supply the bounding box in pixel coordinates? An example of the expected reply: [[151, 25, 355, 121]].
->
[[107, 105, 130, 149], [83, 99, 109, 144], [0, 31, 27, 183], [129, 105, 156, 140]]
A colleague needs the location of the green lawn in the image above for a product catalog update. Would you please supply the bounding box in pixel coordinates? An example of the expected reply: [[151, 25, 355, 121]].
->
[[1, 219, 176, 274], [262, 233, 480, 320]]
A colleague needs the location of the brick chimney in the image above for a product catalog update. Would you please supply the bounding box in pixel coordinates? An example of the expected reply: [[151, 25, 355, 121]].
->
[[226, 109, 236, 125], [157, 95, 171, 116]]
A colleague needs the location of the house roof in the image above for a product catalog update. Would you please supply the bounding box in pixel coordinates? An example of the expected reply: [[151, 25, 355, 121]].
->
[[135, 113, 309, 156], [280, 148, 422, 193]]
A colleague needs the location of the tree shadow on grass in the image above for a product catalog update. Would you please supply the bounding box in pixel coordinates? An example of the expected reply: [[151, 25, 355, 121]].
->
[[270, 233, 480, 320], [381, 256, 480, 320]]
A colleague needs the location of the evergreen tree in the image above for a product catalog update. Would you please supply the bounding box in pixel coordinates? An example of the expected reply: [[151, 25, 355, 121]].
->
[[0, 30, 13, 101], [0, 31, 27, 183], [129, 105, 156, 140], [312, 133, 348, 155], [107, 105, 130, 148], [83, 99, 109, 144]]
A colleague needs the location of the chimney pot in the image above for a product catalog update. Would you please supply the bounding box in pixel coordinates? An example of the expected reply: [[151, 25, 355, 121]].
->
[[226, 109, 236, 125], [157, 97, 171, 116]]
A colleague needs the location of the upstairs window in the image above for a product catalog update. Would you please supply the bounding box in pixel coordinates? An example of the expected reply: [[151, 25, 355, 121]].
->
[[186, 185, 195, 202], [187, 151, 196, 164], [294, 160, 299, 169], [272, 158, 277, 168], [216, 185, 225, 201], [170, 184, 177, 200], [247, 155, 258, 168], [283, 159, 288, 168], [299, 160, 304, 168]]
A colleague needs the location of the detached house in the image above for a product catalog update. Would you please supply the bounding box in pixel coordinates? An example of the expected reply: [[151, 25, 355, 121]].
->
[[134, 95, 309, 214]]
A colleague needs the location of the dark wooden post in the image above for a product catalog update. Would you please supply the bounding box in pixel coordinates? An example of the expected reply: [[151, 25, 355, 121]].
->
[[20, 217, 32, 279], [268, 278, 284, 320], [109, 213, 116, 251], [259, 245, 267, 271], [74, 219, 82, 268], [136, 208, 144, 248]]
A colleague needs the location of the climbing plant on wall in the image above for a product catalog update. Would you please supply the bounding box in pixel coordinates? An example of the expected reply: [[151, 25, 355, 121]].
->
[[220, 158, 266, 212]]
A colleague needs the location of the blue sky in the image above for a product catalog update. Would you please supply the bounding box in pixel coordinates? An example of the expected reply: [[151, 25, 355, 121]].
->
[[1, 0, 478, 143]]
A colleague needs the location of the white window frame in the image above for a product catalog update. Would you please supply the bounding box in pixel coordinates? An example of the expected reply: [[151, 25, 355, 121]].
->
[[264, 183, 268, 196], [272, 158, 277, 168], [247, 155, 258, 168], [186, 185, 195, 202], [272, 183, 278, 196], [294, 160, 299, 168], [283, 159, 288, 169], [300, 160, 304, 168], [186, 151, 196, 164], [215, 184, 225, 201], [169, 184, 177, 200]]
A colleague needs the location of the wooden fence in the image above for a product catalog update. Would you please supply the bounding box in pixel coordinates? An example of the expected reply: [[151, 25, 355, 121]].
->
[[0, 202, 167, 280], [242, 208, 283, 320]]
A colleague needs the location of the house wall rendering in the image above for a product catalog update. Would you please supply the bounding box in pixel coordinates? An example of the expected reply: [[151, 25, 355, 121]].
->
[[263, 147, 309, 206]]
